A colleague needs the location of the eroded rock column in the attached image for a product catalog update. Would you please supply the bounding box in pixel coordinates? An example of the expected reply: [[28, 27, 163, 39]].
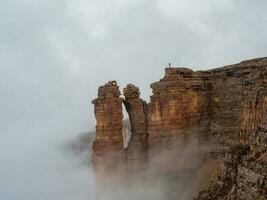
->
[[92, 81, 124, 152], [123, 84, 148, 170], [91, 81, 125, 180]]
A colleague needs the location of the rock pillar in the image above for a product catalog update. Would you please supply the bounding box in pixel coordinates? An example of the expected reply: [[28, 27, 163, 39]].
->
[[92, 80, 124, 152], [91, 81, 125, 181], [123, 84, 148, 170]]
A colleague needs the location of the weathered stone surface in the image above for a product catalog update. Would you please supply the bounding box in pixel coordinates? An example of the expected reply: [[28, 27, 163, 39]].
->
[[123, 84, 148, 149], [250, 110, 267, 148], [91, 57, 267, 200], [148, 68, 212, 148], [239, 63, 267, 143], [195, 58, 267, 200], [91, 81, 126, 185], [123, 84, 148, 170], [206, 58, 267, 138], [92, 80, 124, 152], [196, 144, 267, 200], [92, 58, 267, 153], [146, 58, 267, 147]]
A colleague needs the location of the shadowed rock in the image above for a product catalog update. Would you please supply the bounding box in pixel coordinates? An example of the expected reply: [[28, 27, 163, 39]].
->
[[123, 84, 148, 170]]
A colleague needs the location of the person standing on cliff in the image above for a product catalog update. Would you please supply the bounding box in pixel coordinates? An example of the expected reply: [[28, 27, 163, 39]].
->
[[169, 62, 171, 67]]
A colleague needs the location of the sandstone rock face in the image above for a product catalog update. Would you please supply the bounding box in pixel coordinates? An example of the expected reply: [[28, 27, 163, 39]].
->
[[148, 68, 212, 148], [238, 61, 267, 143], [92, 58, 267, 153], [91, 81, 126, 182], [196, 142, 267, 200], [91, 57, 267, 200], [147, 60, 267, 148], [195, 144, 251, 200], [203, 58, 267, 141], [233, 109, 267, 200], [208, 66, 247, 136], [92, 80, 124, 152], [195, 58, 267, 200], [123, 84, 148, 150], [250, 110, 267, 149], [123, 84, 148, 170]]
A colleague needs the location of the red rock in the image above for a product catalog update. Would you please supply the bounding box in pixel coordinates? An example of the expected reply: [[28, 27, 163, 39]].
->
[[91, 58, 267, 199], [147, 67, 212, 148], [91, 80, 124, 152], [123, 84, 148, 170]]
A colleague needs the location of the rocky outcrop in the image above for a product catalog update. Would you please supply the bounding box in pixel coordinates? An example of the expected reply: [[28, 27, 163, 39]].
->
[[147, 59, 267, 148], [147, 68, 212, 148], [208, 65, 248, 136], [91, 57, 267, 200], [196, 139, 267, 200], [238, 62, 267, 143], [92, 58, 267, 153], [123, 84, 148, 150], [195, 144, 250, 200], [207, 58, 267, 138], [123, 84, 148, 170], [91, 81, 126, 181], [230, 109, 267, 200], [195, 58, 267, 200], [92, 80, 124, 152]]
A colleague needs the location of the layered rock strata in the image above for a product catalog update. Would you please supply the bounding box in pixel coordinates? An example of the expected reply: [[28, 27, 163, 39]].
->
[[208, 58, 267, 139], [123, 84, 148, 170], [239, 63, 267, 143], [92, 80, 124, 152], [91, 57, 267, 199], [91, 81, 125, 178], [148, 68, 212, 148], [123, 84, 148, 150], [196, 111, 266, 200], [92, 58, 267, 152], [195, 59, 267, 200]]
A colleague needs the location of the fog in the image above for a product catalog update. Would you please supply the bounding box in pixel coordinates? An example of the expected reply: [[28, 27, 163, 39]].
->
[[0, 0, 267, 199], [75, 132, 214, 200]]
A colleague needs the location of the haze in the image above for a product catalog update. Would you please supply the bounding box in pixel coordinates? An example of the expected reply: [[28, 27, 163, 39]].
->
[[0, 0, 267, 200]]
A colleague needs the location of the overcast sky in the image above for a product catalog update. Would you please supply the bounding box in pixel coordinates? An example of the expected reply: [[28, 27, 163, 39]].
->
[[0, 0, 267, 199]]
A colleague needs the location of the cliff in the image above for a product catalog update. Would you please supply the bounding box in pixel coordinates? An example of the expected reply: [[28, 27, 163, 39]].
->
[[123, 84, 148, 170], [91, 57, 267, 199], [196, 58, 267, 200], [148, 68, 212, 148]]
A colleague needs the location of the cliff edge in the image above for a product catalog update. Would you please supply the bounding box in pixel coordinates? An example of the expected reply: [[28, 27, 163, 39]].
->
[[91, 57, 267, 199]]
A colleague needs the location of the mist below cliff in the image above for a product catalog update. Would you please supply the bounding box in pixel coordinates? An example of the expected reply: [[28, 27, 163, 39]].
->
[[76, 131, 215, 200], [0, 119, 216, 200], [0, 125, 95, 200]]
